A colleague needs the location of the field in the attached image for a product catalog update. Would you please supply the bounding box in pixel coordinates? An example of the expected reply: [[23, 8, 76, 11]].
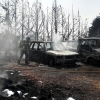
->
[[0, 60, 100, 100]]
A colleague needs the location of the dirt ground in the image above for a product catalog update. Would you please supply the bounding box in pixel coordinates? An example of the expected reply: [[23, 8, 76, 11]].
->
[[0, 60, 100, 100]]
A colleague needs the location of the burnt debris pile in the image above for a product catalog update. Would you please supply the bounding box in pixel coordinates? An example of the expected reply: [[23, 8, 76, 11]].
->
[[0, 70, 57, 100], [0, 69, 77, 100]]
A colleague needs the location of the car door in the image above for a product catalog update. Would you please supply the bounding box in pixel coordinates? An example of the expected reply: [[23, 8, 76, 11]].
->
[[79, 40, 90, 61], [37, 42, 46, 62], [29, 42, 45, 62], [29, 42, 39, 62]]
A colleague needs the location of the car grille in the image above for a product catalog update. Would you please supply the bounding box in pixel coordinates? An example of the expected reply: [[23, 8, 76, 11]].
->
[[65, 56, 74, 59]]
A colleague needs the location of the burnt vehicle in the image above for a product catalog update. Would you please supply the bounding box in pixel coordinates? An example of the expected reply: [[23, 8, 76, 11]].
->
[[29, 41, 79, 66], [77, 37, 100, 65]]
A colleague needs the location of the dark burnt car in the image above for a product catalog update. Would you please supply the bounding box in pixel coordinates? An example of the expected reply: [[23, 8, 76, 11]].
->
[[29, 41, 79, 66], [77, 37, 100, 65]]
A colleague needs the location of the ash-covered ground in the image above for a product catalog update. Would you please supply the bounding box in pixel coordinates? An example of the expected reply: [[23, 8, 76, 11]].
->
[[0, 60, 100, 100]]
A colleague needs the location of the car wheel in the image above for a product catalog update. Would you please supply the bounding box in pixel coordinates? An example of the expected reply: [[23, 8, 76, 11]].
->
[[89, 58, 96, 66]]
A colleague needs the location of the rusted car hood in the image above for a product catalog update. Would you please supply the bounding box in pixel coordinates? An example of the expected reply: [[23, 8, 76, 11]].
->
[[46, 50, 78, 56]]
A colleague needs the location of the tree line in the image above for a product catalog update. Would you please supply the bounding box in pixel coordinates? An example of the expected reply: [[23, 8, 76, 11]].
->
[[0, 0, 91, 58], [0, 0, 89, 41]]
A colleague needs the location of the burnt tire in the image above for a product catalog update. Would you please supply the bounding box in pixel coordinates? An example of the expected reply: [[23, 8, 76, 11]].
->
[[88, 58, 96, 66]]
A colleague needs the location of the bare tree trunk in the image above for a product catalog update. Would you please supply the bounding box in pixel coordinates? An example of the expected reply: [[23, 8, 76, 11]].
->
[[51, 5, 54, 41], [35, 0, 38, 41], [67, 14, 70, 40], [46, 7, 49, 40], [72, 5, 74, 40], [54, 0, 57, 34], [26, 2, 30, 35], [60, 6, 64, 41], [14, 0, 17, 58], [78, 10, 80, 38], [22, 0, 24, 40]]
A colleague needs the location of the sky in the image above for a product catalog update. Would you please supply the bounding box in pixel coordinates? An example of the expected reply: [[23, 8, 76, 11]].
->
[[28, 0, 100, 27]]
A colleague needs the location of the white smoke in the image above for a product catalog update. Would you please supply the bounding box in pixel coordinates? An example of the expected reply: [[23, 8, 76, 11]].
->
[[0, 70, 8, 79], [52, 33, 78, 52], [0, 32, 20, 61], [53, 34, 63, 42], [52, 34, 63, 50], [0, 70, 8, 91]]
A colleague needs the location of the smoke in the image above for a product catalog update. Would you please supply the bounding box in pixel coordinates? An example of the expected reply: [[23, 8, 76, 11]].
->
[[0, 69, 8, 89], [52, 34, 64, 50], [63, 41, 78, 52], [0, 70, 8, 79], [0, 32, 20, 61], [53, 34, 63, 42], [52, 34, 78, 51]]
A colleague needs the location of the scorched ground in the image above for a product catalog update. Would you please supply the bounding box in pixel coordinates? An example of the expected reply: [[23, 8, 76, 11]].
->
[[0, 60, 100, 100]]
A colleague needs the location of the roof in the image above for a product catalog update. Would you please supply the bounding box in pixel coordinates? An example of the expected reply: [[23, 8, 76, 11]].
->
[[79, 37, 100, 40], [31, 41, 53, 43]]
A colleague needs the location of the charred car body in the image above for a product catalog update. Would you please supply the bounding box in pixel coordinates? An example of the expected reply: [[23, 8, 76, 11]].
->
[[77, 37, 100, 65], [29, 41, 79, 66]]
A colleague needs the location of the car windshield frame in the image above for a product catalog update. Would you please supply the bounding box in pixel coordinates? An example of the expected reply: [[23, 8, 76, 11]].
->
[[30, 41, 78, 51], [79, 39, 100, 49], [45, 41, 78, 51]]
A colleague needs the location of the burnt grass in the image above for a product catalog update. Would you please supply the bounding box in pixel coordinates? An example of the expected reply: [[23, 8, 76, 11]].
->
[[0, 61, 100, 100], [0, 78, 85, 100]]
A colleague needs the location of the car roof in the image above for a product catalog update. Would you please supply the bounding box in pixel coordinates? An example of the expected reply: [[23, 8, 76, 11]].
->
[[31, 41, 53, 43], [79, 37, 100, 40], [30, 41, 71, 43]]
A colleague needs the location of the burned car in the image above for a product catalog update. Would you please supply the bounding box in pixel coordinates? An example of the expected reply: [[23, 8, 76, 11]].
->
[[77, 37, 100, 65], [29, 41, 79, 66]]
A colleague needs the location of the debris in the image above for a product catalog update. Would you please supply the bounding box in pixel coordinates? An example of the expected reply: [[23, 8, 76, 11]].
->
[[39, 64, 44, 67], [23, 93, 28, 98], [17, 91, 22, 95], [2, 89, 14, 97], [31, 96, 38, 99], [38, 81, 43, 83], [66, 97, 75, 100]]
